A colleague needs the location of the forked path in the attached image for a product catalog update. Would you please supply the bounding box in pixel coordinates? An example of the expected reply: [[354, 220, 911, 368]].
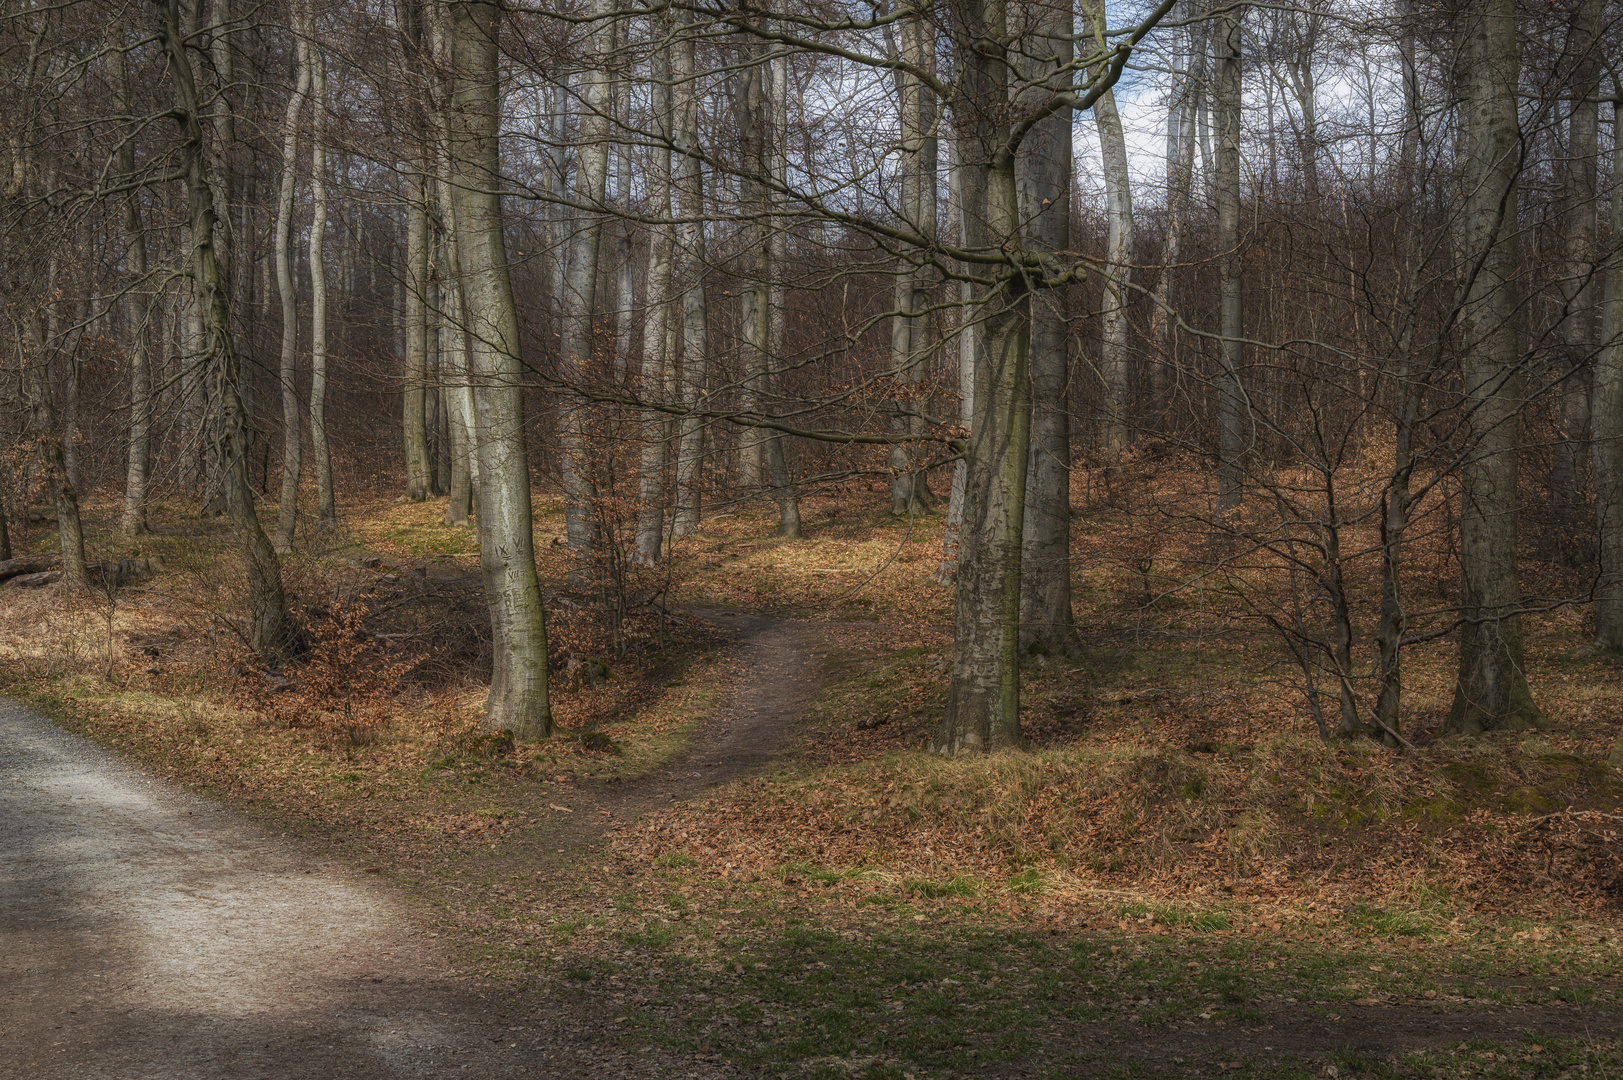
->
[[0, 612, 819, 1080]]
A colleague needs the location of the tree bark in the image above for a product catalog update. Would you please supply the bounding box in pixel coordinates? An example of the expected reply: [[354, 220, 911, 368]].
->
[[1016, 0, 1078, 658], [22, 312, 88, 592], [308, 39, 334, 533], [1149, 11, 1203, 402], [933, 0, 1030, 753], [1214, 7, 1245, 511], [765, 41, 801, 538], [398, 0, 434, 503], [1592, 99, 1623, 649], [157, 0, 288, 657], [443, 0, 553, 739], [109, 38, 153, 536], [557, 0, 614, 574], [1087, 0, 1132, 453], [887, 6, 938, 517], [1445, 0, 1542, 732], [634, 30, 675, 564], [672, 8, 710, 540], [273, 19, 310, 553], [1551, 0, 1601, 564]]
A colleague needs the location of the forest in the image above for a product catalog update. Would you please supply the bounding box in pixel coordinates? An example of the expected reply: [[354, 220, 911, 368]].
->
[[3, 0, 1623, 1077]]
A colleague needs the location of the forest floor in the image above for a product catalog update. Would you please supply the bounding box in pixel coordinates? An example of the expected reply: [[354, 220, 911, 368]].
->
[[2, 483, 1623, 1078]]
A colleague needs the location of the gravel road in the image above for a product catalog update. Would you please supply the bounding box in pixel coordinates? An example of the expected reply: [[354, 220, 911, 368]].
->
[[0, 698, 526, 1079]]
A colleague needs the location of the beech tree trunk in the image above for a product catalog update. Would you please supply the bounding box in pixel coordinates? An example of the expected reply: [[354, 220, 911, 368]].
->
[[672, 8, 710, 540], [1445, 0, 1542, 732], [1591, 101, 1623, 649], [273, 21, 310, 553], [765, 42, 801, 538], [1551, 0, 1601, 564], [1149, 12, 1203, 401], [634, 31, 675, 564], [308, 41, 334, 533], [1214, 7, 1245, 511], [23, 312, 88, 592], [158, 0, 288, 656], [398, 0, 434, 503], [444, 0, 552, 739], [1016, 0, 1077, 658], [1088, 0, 1133, 453], [933, 0, 1030, 753], [888, 8, 937, 517], [558, 0, 613, 573], [109, 38, 153, 536]]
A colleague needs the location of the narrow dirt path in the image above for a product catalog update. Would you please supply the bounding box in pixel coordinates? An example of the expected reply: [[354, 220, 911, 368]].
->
[[0, 612, 818, 1079], [542, 610, 822, 854]]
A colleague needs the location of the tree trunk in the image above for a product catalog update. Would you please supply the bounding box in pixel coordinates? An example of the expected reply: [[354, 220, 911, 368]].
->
[[1551, 0, 1601, 564], [109, 39, 153, 536], [731, 43, 777, 513], [558, 0, 613, 574], [273, 21, 310, 553], [308, 40, 335, 533], [23, 312, 88, 592], [672, 8, 710, 540], [1016, 0, 1077, 658], [444, 0, 553, 739], [888, 8, 938, 517], [765, 42, 801, 538], [1150, 12, 1203, 403], [1445, 0, 1542, 732], [439, 177, 478, 527], [1214, 7, 1245, 511], [1592, 101, 1623, 649], [936, 141, 977, 583], [634, 32, 675, 564], [1088, 0, 1132, 453], [158, 0, 288, 657], [398, 0, 433, 503], [933, 0, 1030, 753]]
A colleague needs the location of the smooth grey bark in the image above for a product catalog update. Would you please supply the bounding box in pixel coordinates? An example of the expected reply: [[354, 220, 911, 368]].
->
[[730, 32, 801, 540], [308, 42, 334, 533], [1150, 11, 1203, 401], [1445, 0, 1542, 732], [158, 0, 288, 656], [634, 33, 675, 564], [1214, 7, 1245, 511], [1087, 0, 1132, 453], [611, 17, 636, 386], [109, 39, 153, 536], [887, 7, 938, 517], [557, 0, 613, 573], [765, 41, 800, 538], [403, 180, 434, 502], [933, 0, 1031, 753], [936, 140, 977, 583], [731, 47, 775, 500], [672, 8, 710, 540], [273, 22, 310, 553], [444, 0, 553, 739], [1016, 0, 1077, 659], [398, 0, 433, 503], [1550, 0, 1600, 563], [1592, 101, 1623, 649], [439, 178, 478, 527]]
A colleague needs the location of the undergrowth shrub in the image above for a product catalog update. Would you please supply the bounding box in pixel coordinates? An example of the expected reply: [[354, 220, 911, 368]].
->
[[241, 597, 424, 749]]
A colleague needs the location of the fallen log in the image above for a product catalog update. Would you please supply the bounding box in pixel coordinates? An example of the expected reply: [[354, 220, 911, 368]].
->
[[0, 552, 61, 584]]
